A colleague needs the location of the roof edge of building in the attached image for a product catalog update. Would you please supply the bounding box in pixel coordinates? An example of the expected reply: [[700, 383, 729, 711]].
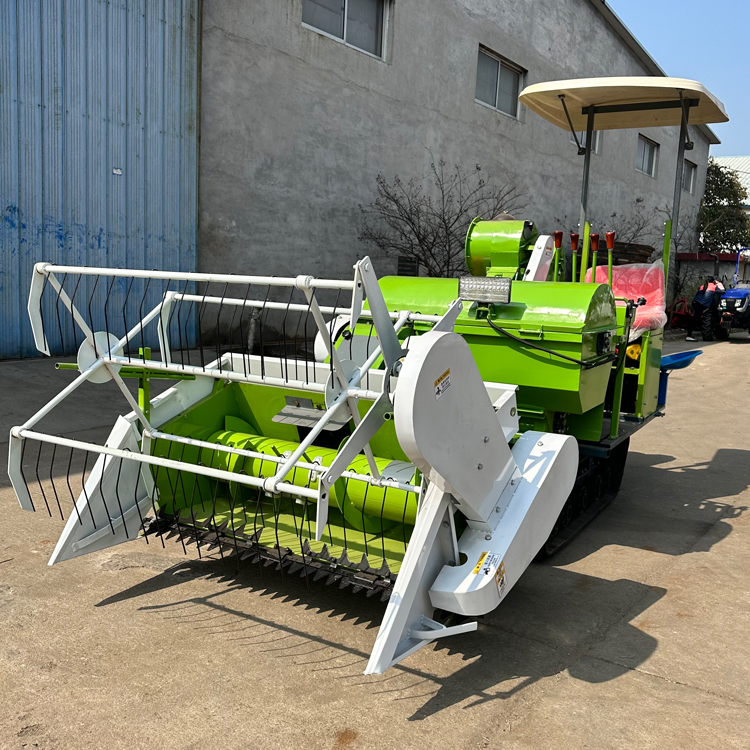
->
[[586, 1, 720, 146]]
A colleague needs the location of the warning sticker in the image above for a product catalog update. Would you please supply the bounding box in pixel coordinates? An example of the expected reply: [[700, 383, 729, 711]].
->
[[473, 552, 507, 597], [472, 551, 488, 574], [495, 560, 507, 597], [434, 368, 451, 400]]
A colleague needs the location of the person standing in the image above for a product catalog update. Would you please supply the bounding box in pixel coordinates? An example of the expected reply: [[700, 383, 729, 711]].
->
[[686, 276, 725, 341]]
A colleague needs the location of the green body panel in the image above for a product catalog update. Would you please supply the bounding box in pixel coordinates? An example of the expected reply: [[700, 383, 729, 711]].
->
[[376, 276, 617, 416], [464, 219, 539, 278], [567, 403, 607, 442]]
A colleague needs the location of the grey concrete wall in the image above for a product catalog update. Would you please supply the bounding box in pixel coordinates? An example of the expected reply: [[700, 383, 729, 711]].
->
[[198, 0, 710, 280]]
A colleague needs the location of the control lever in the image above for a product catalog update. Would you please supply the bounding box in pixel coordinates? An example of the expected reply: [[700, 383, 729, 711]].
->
[[570, 233, 580, 282], [590, 234, 600, 282]]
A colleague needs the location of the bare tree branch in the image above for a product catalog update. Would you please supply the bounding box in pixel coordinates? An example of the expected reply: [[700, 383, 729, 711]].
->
[[359, 152, 528, 277]]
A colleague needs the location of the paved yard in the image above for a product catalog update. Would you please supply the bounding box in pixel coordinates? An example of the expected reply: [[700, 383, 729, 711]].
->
[[1, 334, 749, 750]]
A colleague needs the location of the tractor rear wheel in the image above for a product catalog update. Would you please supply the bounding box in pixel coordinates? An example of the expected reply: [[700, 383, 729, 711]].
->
[[701, 313, 715, 341]]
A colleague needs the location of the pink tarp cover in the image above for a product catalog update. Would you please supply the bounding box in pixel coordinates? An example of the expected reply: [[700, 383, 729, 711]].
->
[[585, 260, 667, 340]]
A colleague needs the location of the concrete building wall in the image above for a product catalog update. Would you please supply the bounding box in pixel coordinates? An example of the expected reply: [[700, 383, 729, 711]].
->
[[198, 0, 711, 279]]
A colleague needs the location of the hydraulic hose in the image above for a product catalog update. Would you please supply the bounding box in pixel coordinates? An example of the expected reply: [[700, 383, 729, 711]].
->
[[486, 318, 617, 370]]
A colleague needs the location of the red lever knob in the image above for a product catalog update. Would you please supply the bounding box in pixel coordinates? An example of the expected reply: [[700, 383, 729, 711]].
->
[[570, 233, 580, 251], [591, 233, 600, 252], [553, 230, 563, 248], [606, 231, 616, 250]]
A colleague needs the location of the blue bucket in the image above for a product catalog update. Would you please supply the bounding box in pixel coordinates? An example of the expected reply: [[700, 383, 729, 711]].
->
[[658, 349, 702, 407], [658, 371, 669, 406]]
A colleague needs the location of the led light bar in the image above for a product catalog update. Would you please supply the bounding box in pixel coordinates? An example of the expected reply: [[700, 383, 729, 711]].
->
[[459, 276, 512, 304]]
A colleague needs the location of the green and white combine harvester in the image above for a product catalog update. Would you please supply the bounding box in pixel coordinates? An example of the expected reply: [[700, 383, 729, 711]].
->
[[8, 78, 727, 674]]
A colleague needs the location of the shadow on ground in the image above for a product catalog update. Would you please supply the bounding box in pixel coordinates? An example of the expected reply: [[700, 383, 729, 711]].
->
[[96, 551, 664, 720], [555, 447, 750, 565]]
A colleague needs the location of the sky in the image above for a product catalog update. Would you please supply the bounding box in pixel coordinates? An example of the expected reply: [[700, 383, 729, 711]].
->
[[607, 0, 747, 156]]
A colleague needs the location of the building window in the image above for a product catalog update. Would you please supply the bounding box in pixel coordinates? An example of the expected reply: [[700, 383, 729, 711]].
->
[[570, 130, 601, 154], [397, 257, 420, 276], [682, 160, 697, 194], [475, 49, 523, 118], [635, 135, 658, 177], [302, 0, 385, 58]]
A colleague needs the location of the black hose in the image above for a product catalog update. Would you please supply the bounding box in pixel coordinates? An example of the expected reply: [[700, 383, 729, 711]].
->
[[486, 318, 616, 369]]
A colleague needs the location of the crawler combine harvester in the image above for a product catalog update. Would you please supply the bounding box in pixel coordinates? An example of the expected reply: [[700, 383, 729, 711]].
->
[[8, 78, 727, 674]]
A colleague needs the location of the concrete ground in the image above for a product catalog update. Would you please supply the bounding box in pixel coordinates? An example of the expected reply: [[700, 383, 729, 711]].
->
[[1, 335, 749, 750]]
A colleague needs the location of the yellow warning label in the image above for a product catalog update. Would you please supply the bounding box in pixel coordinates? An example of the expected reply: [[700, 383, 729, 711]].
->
[[472, 551, 488, 574], [495, 560, 507, 597], [434, 368, 451, 400]]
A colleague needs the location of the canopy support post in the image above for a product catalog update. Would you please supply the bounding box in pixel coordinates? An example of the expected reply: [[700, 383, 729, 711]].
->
[[666, 92, 692, 285], [578, 108, 596, 281]]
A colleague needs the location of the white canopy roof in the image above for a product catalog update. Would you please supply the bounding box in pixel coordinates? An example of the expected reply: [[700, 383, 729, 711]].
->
[[518, 77, 728, 131]]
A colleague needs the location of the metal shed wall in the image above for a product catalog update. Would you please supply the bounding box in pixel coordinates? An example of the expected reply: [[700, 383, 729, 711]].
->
[[0, 0, 199, 359]]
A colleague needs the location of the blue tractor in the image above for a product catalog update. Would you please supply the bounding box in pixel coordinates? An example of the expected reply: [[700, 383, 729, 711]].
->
[[716, 282, 750, 339]]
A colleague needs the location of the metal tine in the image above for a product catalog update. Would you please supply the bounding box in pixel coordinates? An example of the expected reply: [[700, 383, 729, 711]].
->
[[360, 481, 371, 559], [379, 484, 389, 565], [225, 280, 244, 368], [86, 275, 101, 351], [196, 281, 209, 370], [90, 447, 116, 536], [175, 278, 191, 369], [113, 456, 129, 539], [165, 277, 185, 364], [68, 274, 83, 353], [226, 480, 242, 572], [65, 446, 83, 525], [186, 464, 205, 559], [380, 589, 392, 603], [146, 451, 167, 548], [48, 442, 65, 521], [122, 276, 135, 363], [280, 286, 294, 383], [366, 587, 380, 598], [132, 454, 149, 544], [170, 460, 194, 555], [259, 284, 272, 378], [34, 441, 52, 516], [103, 274, 117, 358], [340, 477, 350, 552], [80, 451, 97, 528], [236, 283, 253, 378], [162, 440, 188, 552], [156, 276, 173, 365], [206, 468, 227, 562], [357, 554, 370, 572], [337, 549, 352, 569], [213, 282, 230, 372], [137, 276, 153, 365], [303, 297, 312, 385]]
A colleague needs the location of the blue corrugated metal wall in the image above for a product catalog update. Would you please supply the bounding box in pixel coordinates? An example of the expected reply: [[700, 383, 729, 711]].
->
[[0, 0, 199, 358]]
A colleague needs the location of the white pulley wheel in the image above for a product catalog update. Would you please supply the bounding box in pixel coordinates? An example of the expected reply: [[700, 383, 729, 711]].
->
[[76, 331, 123, 384]]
